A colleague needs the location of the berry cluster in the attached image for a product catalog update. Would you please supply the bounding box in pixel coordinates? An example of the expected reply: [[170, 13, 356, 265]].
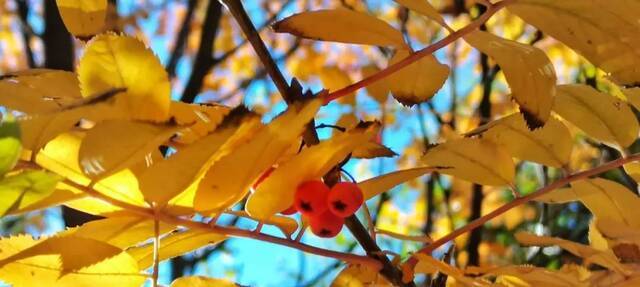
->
[[291, 180, 364, 238], [252, 169, 364, 238]]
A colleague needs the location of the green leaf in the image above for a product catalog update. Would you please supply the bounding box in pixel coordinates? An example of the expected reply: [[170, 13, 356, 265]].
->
[[0, 170, 61, 217], [0, 119, 21, 177]]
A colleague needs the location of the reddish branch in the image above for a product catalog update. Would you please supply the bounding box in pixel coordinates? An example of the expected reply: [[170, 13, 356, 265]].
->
[[323, 0, 515, 104], [402, 153, 640, 277]]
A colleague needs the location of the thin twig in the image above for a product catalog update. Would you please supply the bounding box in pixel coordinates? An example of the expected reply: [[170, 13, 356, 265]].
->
[[152, 208, 160, 287]]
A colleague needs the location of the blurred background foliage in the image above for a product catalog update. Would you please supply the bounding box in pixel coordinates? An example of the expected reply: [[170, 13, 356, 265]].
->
[[0, 0, 631, 286]]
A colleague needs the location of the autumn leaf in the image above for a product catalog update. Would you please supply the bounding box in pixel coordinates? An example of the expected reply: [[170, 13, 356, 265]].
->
[[387, 49, 450, 106], [56, 0, 107, 39], [359, 167, 440, 200], [194, 99, 321, 214], [469, 113, 573, 168], [128, 229, 226, 269], [78, 120, 179, 180], [394, 0, 450, 29], [0, 234, 144, 287], [170, 276, 237, 287], [0, 69, 82, 114], [273, 9, 407, 48], [360, 65, 389, 103], [464, 30, 556, 128], [77, 33, 171, 122], [422, 137, 515, 186], [332, 264, 392, 286], [553, 84, 639, 148], [509, 0, 640, 86]]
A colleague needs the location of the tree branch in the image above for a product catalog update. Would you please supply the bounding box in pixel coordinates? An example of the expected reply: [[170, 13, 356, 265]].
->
[[166, 0, 198, 78], [323, 0, 514, 104], [180, 0, 222, 104], [402, 153, 640, 276]]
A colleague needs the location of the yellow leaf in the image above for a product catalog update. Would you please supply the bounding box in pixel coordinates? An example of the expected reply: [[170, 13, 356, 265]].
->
[[467, 264, 588, 287], [19, 103, 123, 152], [413, 254, 487, 286], [387, 49, 449, 106], [554, 84, 639, 148], [78, 33, 171, 122], [332, 264, 392, 286], [194, 99, 322, 214], [246, 123, 377, 220], [319, 66, 355, 105], [422, 138, 515, 186], [537, 179, 640, 228], [0, 235, 123, 274], [5, 185, 84, 216], [623, 162, 640, 183], [128, 229, 225, 269], [0, 235, 144, 286], [515, 231, 631, 275], [464, 30, 556, 128], [67, 216, 174, 249], [508, 0, 640, 85], [56, 0, 107, 38], [359, 167, 439, 200], [478, 113, 573, 168], [394, 0, 449, 29], [170, 276, 237, 287], [360, 65, 389, 103], [352, 142, 397, 159], [169, 102, 230, 144], [621, 87, 640, 111], [36, 132, 147, 208], [78, 120, 178, 180], [273, 9, 406, 48], [0, 69, 81, 114]]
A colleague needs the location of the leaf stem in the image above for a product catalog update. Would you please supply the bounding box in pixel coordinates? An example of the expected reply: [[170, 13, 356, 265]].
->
[[323, 0, 515, 104]]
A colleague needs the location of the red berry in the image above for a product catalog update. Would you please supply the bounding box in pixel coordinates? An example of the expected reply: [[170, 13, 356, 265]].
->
[[327, 182, 364, 217], [309, 210, 344, 238], [280, 205, 297, 215], [253, 166, 275, 189], [294, 180, 330, 217]]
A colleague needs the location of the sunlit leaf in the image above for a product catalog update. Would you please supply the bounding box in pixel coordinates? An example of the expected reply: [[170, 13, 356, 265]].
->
[[422, 138, 515, 186], [387, 49, 449, 106], [516, 231, 631, 275], [246, 122, 377, 220], [0, 69, 81, 114], [0, 234, 143, 287], [273, 9, 406, 48], [0, 120, 21, 176], [553, 84, 639, 148], [78, 120, 178, 180], [467, 264, 588, 287], [471, 113, 572, 167], [319, 66, 355, 105], [360, 65, 389, 103], [170, 276, 237, 287], [169, 102, 231, 144], [359, 167, 440, 200], [67, 216, 174, 249], [128, 229, 226, 269], [412, 253, 486, 286], [0, 170, 61, 217], [194, 99, 322, 214], [464, 30, 556, 128], [394, 0, 449, 29], [509, 0, 640, 85], [77, 33, 171, 122], [56, 0, 107, 39], [332, 264, 392, 286]]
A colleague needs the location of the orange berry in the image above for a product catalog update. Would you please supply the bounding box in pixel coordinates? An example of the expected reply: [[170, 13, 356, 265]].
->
[[253, 166, 275, 189], [328, 182, 364, 217], [294, 180, 330, 217], [280, 205, 297, 215], [309, 210, 344, 238]]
